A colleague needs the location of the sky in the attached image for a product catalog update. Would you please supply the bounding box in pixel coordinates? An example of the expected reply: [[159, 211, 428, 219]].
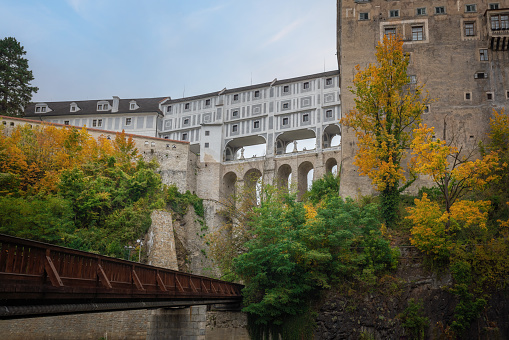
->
[[0, 0, 338, 102]]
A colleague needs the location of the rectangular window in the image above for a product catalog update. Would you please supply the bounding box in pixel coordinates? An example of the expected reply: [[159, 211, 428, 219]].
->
[[183, 118, 189, 125], [282, 103, 289, 109], [205, 143, 209, 148], [409, 75, 417, 84], [412, 26, 424, 41], [184, 103, 190, 110], [359, 12, 369, 20], [487, 92, 494, 100], [97, 104, 103, 110], [325, 110, 333, 118], [64, 121, 70, 125], [93, 119, 97, 127], [125, 118, 132, 126], [475, 72, 488, 79], [233, 94, 239, 101], [490, 3, 500, 10], [254, 90, 260, 98], [385, 27, 396, 37], [435, 6, 446, 15], [480, 49, 489, 61], [205, 130, 210, 136], [232, 110, 239, 117], [130, 103, 135, 110], [70, 106, 76, 112], [465, 92, 472, 100], [205, 99, 211, 106], [103, 104, 108, 110], [41, 106, 46, 113], [36, 107, 41, 112], [232, 125, 238, 132], [389, 10, 400, 18], [465, 4, 477, 13], [303, 82, 310, 89], [253, 121, 260, 129], [424, 105, 430, 114], [416, 7, 427, 16], [282, 117, 289, 125], [167, 106, 172, 113], [464, 22, 475, 36], [98, 119, 102, 127], [491, 15, 509, 30], [302, 114, 309, 122], [182, 133, 187, 141], [506, 90, 509, 99], [325, 78, 332, 85], [283, 85, 289, 93]]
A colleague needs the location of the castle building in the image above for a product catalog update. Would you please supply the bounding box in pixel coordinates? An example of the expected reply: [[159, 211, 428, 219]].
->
[[337, 0, 509, 197]]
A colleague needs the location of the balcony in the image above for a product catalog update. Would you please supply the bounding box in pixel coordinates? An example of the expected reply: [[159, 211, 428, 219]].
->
[[487, 11, 509, 50]]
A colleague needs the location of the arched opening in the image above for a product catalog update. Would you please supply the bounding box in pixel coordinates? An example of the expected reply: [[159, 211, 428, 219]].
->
[[224, 136, 266, 162], [325, 158, 338, 175], [277, 164, 292, 192], [297, 161, 314, 200], [244, 168, 263, 205], [275, 129, 316, 155], [323, 124, 341, 149], [222, 171, 238, 203]]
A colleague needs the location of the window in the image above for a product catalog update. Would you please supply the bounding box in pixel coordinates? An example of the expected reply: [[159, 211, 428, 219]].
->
[[182, 133, 188, 141], [490, 3, 500, 10], [283, 85, 290, 93], [97, 104, 103, 110], [167, 106, 172, 113], [506, 90, 509, 99], [474, 72, 488, 79], [424, 105, 430, 114], [205, 99, 211, 106], [282, 117, 289, 125], [487, 92, 494, 101], [282, 103, 289, 109], [325, 110, 333, 118], [464, 22, 475, 36], [465, 92, 472, 100], [480, 49, 489, 61], [64, 121, 70, 125], [389, 10, 400, 18], [183, 118, 189, 125], [325, 78, 333, 86], [465, 4, 476, 13], [409, 75, 417, 84], [98, 119, 102, 127], [302, 114, 309, 122], [385, 27, 396, 37], [491, 15, 509, 30], [93, 119, 97, 127], [359, 12, 369, 20], [70, 105, 76, 112], [233, 94, 239, 101], [254, 90, 260, 98], [205, 130, 210, 136], [232, 110, 239, 117], [412, 26, 424, 41], [303, 82, 310, 89], [125, 118, 132, 126], [130, 103, 136, 110], [253, 121, 260, 129], [435, 6, 446, 15], [103, 103, 108, 110], [184, 103, 190, 110], [416, 7, 427, 16], [232, 125, 238, 132], [35, 105, 46, 113], [205, 143, 209, 148]]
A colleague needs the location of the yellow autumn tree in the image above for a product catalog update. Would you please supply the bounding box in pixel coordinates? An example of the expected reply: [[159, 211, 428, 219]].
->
[[340, 35, 429, 225]]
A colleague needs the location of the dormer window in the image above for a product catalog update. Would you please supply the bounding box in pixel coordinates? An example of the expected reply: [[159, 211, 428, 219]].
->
[[70, 102, 79, 112], [97, 101, 109, 111], [35, 105, 47, 113], [129, 101, 138, 110]]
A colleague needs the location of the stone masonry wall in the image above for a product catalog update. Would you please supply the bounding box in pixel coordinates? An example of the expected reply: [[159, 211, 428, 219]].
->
[[146, 210, 178, 270]]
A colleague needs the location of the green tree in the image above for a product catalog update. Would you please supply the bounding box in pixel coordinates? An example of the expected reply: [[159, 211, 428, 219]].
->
[[0, 37, 38, 117], [340, 36, 428, 225]]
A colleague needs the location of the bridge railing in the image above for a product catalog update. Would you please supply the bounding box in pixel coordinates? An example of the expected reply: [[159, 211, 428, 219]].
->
[[0, 233, 243, 302]]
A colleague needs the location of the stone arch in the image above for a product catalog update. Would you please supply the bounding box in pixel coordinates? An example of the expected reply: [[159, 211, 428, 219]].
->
[[323, 124, 341, 149], [325, 158, 338, 174], [277, 164, 292, 192], [224, 145, 235, 161], [222, 171, 238, 203], [243, 168, 263, 204], [224, 136, 267, 161], [275, 129, 316, 155], [297, 161, 314, 200]]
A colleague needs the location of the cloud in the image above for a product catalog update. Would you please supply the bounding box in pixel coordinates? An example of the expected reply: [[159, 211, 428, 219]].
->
[[264, 19, 305, 46]]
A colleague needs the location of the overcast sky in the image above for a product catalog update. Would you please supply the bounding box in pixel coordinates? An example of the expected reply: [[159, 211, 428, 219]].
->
[[1, 0, 338, 102]]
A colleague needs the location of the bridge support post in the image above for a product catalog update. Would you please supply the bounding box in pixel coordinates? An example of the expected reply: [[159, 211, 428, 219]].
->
[[147, 306, 207, 340]]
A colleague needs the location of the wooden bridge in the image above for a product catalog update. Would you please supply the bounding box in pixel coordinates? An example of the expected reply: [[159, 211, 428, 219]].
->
[[0, 234, 243, 319]]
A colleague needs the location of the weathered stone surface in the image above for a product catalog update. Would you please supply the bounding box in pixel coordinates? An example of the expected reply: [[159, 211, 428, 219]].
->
[[146, 210, 178, 270]]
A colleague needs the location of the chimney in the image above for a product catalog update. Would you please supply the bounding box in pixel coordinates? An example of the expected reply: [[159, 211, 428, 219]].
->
[[112, 96, 120, 113]]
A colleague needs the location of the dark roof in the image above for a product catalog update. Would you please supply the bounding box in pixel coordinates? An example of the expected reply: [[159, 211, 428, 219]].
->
[[25, 97, 169, 118]]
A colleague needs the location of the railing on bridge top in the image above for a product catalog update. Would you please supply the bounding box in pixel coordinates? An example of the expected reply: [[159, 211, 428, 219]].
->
[[0, 234, 243, 318]]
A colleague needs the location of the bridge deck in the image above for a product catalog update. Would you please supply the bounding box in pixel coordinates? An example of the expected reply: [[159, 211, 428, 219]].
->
[[0, 234, 243, 319]]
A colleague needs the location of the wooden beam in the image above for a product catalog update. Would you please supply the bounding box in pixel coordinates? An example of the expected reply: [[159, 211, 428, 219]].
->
[[190, 279, 198, 293], [44, 255, 63, 287], [132, 269, 145, 291], [201, 280, 209, 293], [97, 264, 112, 289], [175, 277, 185, 293], [156, 273, 167, 292]]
